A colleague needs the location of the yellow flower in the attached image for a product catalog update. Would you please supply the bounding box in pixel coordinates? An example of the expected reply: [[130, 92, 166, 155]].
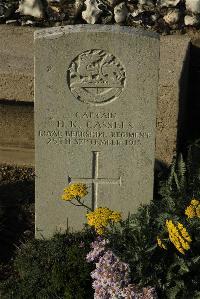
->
[[196, 205, 200, 217], [62, 183, 88, 201], [157, 237, 167, 250], [166, 220, 192, 255], [177, 223, 192, 242], [86, 207, 122, 235], [191, 199, 199, 206], [109, 211, 122, 222], [185, 199, 200, 219], [185, 206, 196, 218]]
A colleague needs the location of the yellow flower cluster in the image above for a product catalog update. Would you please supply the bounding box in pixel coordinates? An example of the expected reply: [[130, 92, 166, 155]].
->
[[62, 183, 88, 201], [86, 207, 122, 235], [185, 199, 200, 218], [166, 220, 192, 255], [157, 237, 167, 250]]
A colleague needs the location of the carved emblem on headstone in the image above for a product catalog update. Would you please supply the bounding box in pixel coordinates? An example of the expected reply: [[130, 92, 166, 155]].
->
[[67, 49, 126, 105]]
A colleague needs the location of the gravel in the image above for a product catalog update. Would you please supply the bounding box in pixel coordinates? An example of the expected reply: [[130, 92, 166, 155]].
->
[[0, 0, 200, 34]]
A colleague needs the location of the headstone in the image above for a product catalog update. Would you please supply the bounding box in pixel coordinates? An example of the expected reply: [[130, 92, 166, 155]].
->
[[35, 25, 159, 238]]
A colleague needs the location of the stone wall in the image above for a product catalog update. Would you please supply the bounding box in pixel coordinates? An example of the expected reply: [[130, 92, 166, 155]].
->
[[0, 24, 199, 167], [157, 35, 190, 165]]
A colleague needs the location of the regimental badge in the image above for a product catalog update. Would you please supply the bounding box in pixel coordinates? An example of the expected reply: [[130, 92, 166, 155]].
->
[[67, 49, 126, 105]]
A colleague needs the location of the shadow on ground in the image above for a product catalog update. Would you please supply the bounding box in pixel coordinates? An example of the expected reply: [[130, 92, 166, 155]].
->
[[186, 44, 200, 144], [0, 165, 35, 265]]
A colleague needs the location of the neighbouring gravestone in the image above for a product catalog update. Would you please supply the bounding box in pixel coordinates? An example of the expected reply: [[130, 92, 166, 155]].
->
[[35, 25, 159, 238]]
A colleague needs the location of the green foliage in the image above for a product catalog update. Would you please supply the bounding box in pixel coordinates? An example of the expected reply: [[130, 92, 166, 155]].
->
[[0, 231, 94, 299], [1, 142, 200, 298], [107, 141, 200, 299]]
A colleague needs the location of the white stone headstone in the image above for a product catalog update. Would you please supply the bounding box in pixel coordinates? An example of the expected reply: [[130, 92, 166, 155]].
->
[[35, 25, 159, 238]]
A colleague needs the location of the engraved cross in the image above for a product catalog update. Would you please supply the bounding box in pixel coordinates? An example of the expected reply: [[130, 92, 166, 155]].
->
[[68, 151, 121, 210]]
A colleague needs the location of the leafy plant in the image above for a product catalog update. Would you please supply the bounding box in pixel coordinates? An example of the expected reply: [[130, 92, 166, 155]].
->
[[107, 141, 200, 298], [1, 142, 200, 298], [0, 231, 94, 299]]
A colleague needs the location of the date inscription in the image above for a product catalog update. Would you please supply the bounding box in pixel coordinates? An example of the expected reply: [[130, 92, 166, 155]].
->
[[38, 111, 152, 147]]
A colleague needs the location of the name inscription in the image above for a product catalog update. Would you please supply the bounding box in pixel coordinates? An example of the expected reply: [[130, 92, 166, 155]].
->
[[38, 111, 152, 147]]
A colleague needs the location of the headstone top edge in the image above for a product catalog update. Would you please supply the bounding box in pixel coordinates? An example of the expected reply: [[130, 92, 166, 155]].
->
[[34, 25, 159, 40]]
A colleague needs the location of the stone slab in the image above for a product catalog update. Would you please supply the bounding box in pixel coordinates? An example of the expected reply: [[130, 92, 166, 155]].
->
[[35, 25, 159, 238], [156, 35, 190, 165], [0, 146, 34, 166], [0, 25, 35, 102], [0, 102, 34, 165]]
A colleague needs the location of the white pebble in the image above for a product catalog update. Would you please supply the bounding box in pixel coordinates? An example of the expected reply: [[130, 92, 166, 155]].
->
[[184, 14, 200, 25], [138, 0, 154, 5], [82, 0, 103, 24], [186, 0, 200, 14], [163, 8, 180, 25], [158, 0, 181, 7], [114, 2, 128, 23], [18, 0, 44, 18]]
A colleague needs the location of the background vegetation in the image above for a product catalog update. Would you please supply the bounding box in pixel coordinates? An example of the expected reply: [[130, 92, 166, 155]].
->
[[0, 141, 200, 298]]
